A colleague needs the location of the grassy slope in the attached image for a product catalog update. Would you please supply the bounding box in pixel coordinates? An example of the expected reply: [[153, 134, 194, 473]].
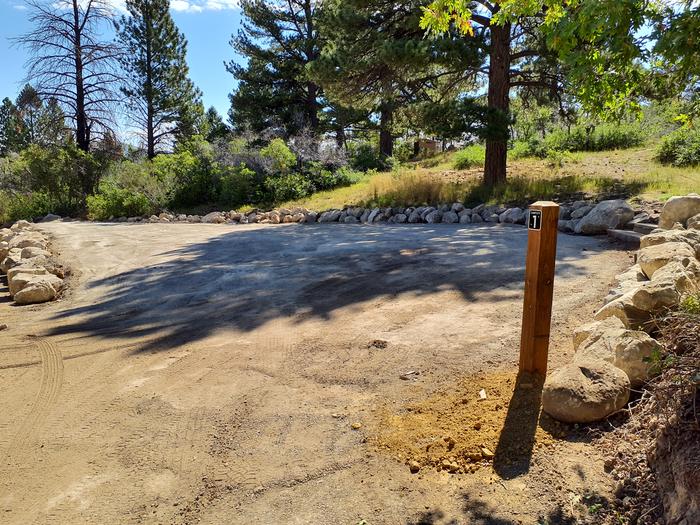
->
[[280, 146, 700, 212]]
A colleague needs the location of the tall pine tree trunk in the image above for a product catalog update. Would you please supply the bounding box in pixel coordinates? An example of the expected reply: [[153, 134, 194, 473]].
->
[[484, 22, 511, 187], [379, 104, 393, 158]]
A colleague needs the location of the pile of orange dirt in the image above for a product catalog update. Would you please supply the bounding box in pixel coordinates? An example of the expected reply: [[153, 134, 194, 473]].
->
[[370, 371, 566, 475]]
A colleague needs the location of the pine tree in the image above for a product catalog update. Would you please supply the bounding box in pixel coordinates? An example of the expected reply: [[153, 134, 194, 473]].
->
[[310, 0, 484, 157], [117, 0, 202, 158], [227, 0, 327, 137], [0, 98, 20, 155]]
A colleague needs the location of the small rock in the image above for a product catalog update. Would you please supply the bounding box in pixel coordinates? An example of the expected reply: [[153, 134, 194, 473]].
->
[[408, 461, 421, 473], [0, 324, 7, 331], [351, 422, 362, 430], [478, 389, 487, 400], [480, 447, 495, 460]]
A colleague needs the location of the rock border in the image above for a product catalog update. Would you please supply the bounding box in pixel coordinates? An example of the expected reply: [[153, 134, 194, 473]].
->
[[0, 221, 68, 305], [542, 194, 700, 424]]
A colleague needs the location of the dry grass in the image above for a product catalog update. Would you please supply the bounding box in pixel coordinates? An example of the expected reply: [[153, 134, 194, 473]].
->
[[279, 145, 700, 211]]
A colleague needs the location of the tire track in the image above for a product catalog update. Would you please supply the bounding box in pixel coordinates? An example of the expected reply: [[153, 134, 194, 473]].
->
[[6, 338, 64, 454]]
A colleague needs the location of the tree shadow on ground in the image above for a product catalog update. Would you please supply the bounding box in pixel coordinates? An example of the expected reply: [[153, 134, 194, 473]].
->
[[44, 223, 616, 352]]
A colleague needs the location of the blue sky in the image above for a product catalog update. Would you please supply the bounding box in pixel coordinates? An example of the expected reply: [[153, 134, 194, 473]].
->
[[0, 0, 244, 119]]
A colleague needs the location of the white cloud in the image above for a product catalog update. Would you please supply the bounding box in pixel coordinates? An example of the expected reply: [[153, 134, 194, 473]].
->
[[13, 4, 28, 9], [171, 0, 238, 12]]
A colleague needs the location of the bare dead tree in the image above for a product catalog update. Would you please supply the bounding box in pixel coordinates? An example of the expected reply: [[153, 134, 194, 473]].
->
[[14, 0, 122, 152]]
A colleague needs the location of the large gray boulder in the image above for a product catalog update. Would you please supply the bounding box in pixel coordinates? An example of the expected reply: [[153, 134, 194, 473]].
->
[[425, 210, 442, 223], [637, 242, 696, 279], [441, 211, 459, 224], [574, 329, 662, 387], [319, 210, 342, 223], [499, 207, 525, 224], [202, 211, 225, 224], [542, 360, 630, 423], [574, 200, 635, 235], [659, 194, 700, 229]]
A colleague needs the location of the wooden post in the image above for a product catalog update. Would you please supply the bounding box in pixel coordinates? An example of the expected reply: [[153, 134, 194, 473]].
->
[[519, 201, 559, 377]]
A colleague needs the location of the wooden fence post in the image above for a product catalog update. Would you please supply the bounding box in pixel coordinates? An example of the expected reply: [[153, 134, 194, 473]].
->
[[519, 201, 559, 377]]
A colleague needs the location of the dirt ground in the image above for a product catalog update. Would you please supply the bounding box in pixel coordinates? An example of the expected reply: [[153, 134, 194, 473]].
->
[[0, 221, 631, 524]]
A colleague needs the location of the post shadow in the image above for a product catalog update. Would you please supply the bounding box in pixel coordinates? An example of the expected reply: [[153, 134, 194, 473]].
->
[[492, 371, 545, 479]]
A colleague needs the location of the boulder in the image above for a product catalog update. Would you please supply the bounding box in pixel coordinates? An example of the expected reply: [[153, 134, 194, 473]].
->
[[604, 264, 648, 304], [40, 213, 61, 222], [559, 206, 573, 220], [0, 241, 8, 261], [542, 360, 630, 423], [558, 219, 578, 233], [359, 209, 371, 223], [574, 200, 635, 235], [367, 208, 381, 224], [303, 211, 319, 223], [595, 271, 690, 330], [10, 220, 33, 231], [471, 213, 484, 224], [13, 275, 63, 305], [9, 233, 47, 250], [20, 246, 51, 260], [575, 329, 662, 387], [659, 194, 700, 229], [425, 210, 442, 224], [639, 229, 700, 258], [394, 213, 408, 224], [0, 250, 23, 274], [0, 228, 14, 242], [202, 212, 225, 224], [688, 213, 700, 230], [499, 208, 525, 224], [570, 205, 593, 220], [441, 211, 459, 224], [459, 212, 472, 224], [8, 270, 55, 297], [343, 215, 359, 223], [637, 242, 696, 279], [408, 210, 421, 223], [451, 203, 465, 213], [420, 207, 436, 221], [319, 210, 342, 223], [572, 316, 626, 350]]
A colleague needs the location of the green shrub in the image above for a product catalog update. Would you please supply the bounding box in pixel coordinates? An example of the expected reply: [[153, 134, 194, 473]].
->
[[0, 190, 56, 224], [20, 144, 107, 214], [86, 183, 152, 220], [508, 141, 533, 160], [152, 150, 219, 208], [260, 138, 297, 174], [264, 173, 313, 202], [219, 163, 258, 207], [393, 140, 415, 162], [350, 142, 384, 171], [680, 293, 700, 315], [453, 144, 485, 169], [518, 123, 646, 158], [657, 128, 700, 167]]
